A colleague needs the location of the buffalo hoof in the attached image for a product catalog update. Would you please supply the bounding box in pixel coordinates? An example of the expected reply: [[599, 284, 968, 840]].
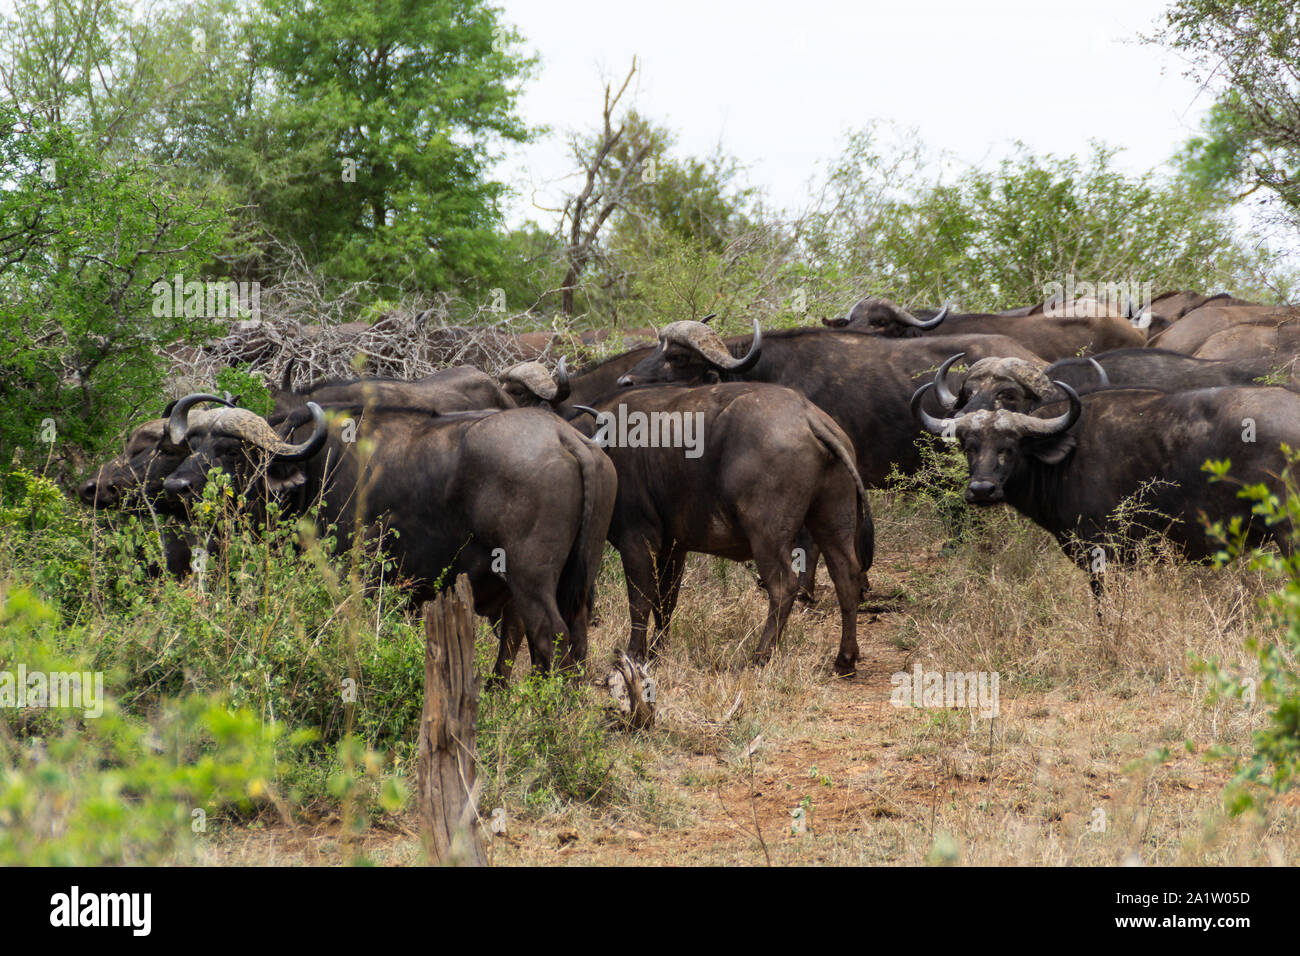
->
[[796, 589, 817, 607], [832, 657, 857, 678], [751, 648, 774, 668]]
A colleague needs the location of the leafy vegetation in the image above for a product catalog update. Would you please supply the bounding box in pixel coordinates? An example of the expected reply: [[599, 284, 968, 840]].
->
[[1202, 450, 1300, 812]]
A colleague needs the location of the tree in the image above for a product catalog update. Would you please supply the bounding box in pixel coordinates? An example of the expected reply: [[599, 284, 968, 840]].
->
[[1154, 0, 1300, 229], [807, 127, 1293, 312], [0, 0, 243, 161], [0, 107, 226, 472], [556, 60, 654, 316], [235, 0, 535, 295]]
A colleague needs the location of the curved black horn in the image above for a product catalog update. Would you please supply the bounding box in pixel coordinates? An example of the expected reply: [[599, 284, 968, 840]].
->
[[700, 312, 717, 324], [905, 304, 949, 330], [1018, 382, 1081, 437], [910, 382, 956, 437], [722, 318, 762, 372], [934, 352, 965, 411], [553, 356, 571, 403], [1087, 357, 1109, 386], [272, 401, 328, 462], [167, 393, 235, 445], [821, 314, 850, 328], [571, 405, 601, 419]]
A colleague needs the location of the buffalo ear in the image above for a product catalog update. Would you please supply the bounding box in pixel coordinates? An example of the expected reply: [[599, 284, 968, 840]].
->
[[266, 466, 307, 495], [1028, 433, 1077, 465]]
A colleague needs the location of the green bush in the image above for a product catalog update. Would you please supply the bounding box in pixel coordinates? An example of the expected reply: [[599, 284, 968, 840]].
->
[[478, 670, 631, 813], [2, 467, 424, 795], [885, 432, 990, 544], [1202, 450, 1300, 812], [0, 585, 302, 864]]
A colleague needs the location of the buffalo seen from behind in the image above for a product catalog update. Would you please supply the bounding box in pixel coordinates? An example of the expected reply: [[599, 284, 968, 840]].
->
[[159, 394, 616, 680], [573, 382, 873, 675]]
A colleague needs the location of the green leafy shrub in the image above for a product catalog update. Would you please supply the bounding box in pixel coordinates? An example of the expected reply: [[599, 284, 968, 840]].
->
[[214, 364, 275, 418], [478, 671, 631, 812], [1201, 450, 1300, 812], [885, 431, 990, 544], [0, 585, 302, 864]]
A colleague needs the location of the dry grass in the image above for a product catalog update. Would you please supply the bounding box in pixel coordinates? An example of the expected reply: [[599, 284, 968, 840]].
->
[[204, 494, 1300, 866]]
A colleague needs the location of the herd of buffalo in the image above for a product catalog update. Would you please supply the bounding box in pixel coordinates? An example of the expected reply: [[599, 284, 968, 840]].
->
[[79, 289, 1300, 680]]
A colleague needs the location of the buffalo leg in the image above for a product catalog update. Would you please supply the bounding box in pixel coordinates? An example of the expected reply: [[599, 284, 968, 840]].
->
[[793, 528, 820, 604], [808, 522, 862, 677], [162, 528, 193, 580], [619, 542, 659, 663], [488, 603, 527, 687], [750, 542, 799, 666], [649, 547, 687, 658], [507, 566, 570, 675], [558, 598, 590, 673]]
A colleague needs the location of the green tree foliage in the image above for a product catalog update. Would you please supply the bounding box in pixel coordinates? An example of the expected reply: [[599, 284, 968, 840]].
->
[[0, 0, 244, 161], [1156, 1, 1300, 228], [608, 114, 757, 253], [806, 126, 1292, 313], [0, 108, 226, 471], [225, 0, 536, 294], [561, 112, 769, 326]]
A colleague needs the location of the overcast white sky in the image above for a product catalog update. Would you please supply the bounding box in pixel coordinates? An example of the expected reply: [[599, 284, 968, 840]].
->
[[495, 0, 1214, 227]]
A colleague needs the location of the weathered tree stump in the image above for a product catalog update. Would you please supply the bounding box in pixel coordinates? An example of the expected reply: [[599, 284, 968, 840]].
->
[[417, 574, 487, 866]]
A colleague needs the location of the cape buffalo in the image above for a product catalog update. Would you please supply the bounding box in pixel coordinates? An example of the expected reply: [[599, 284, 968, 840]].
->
[[498, 358, 570, 410], [1193, 318, 1300, 368], [1051, 348, 1294, 392], [272, 365, 512, 415], [613, 318, 1044, 485], [574, 382, 873, 675], [1146, 297, 1288, 354], [77, 398, 238, 577], [78, 403, 230, 513], [933, 347, 1298, 419], [823, 296, 1145, 359], [157, 396, 617, 678], [911, 381, 1300, 589]]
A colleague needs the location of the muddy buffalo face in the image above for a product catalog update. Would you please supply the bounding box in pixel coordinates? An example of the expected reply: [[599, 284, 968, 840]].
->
[[616, 318, 762, 387], [79, 420, 171, 508], [912, 380, 1081, 504]]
